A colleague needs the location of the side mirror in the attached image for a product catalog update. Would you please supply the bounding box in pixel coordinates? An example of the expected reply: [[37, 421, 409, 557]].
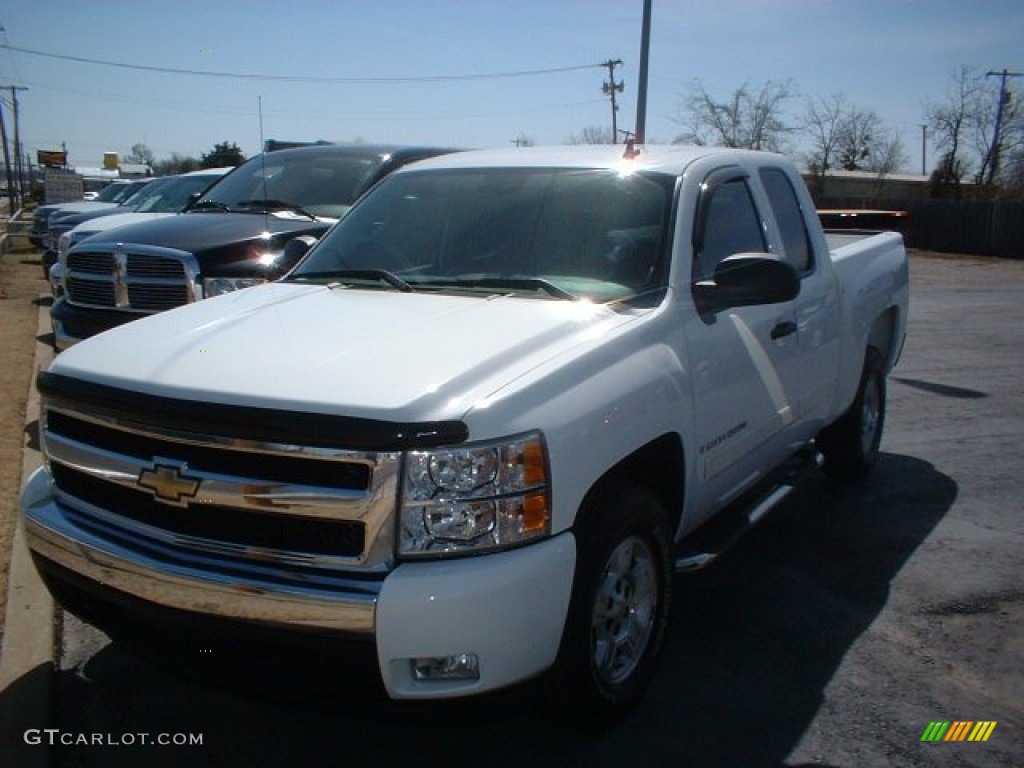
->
[[693, 253, 799, 315], [281, 235, 318, 270]]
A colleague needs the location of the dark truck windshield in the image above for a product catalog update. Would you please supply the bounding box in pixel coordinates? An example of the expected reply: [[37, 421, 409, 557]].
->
[[129, 173, 226, 213], [288, 167, 674, 303], [194, 150, 386, 219]]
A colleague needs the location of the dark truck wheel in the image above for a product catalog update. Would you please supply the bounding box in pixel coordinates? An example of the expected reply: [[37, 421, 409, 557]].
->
[[818, 347, 886, 481], [558, 486, 673, 724]]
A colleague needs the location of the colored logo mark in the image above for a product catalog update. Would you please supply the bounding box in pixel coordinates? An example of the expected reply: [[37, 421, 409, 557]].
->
[[921, 721, 997, 742]]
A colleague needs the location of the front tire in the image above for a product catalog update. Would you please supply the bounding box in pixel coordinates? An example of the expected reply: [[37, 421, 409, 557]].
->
[[558, 486, 673, 723], [818, 347, 886, 481]]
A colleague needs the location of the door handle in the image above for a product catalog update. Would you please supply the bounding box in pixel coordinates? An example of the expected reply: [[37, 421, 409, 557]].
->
[[771, 321, 797, 340]]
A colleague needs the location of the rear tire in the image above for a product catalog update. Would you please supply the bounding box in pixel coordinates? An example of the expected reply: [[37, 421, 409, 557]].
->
[[558, 486, 673, 724], [818, 347, 886, 482]]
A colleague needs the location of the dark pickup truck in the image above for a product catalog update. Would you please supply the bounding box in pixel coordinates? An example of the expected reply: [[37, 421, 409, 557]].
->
[[50, 144, 455, 349]]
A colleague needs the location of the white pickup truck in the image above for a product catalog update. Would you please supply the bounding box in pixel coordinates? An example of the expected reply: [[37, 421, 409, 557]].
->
[[21, 145, 908, 718]]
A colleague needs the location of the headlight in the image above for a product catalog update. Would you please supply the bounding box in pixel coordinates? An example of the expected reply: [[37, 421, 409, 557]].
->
[[60, 230, 97, 262], [58, 233, 71, 261], [203, 276, 266, 297], [45, 227, 66, 250], [58, 232, 77, 262], [399, 432, 550, 558]]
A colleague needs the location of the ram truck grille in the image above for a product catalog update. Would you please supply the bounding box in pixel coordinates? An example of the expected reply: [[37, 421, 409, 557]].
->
[[65, 245, 198, 313]]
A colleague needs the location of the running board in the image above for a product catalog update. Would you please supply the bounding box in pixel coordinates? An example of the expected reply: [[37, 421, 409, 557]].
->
[[673, 449, 821, 573]]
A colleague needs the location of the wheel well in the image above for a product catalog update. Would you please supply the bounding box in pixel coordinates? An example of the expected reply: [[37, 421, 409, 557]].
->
[[575, 433, 685, 536], [868, 306, 900, 371]]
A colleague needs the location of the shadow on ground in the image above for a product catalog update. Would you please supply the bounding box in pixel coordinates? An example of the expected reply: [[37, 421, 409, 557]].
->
[[43, 452, 954, 767]]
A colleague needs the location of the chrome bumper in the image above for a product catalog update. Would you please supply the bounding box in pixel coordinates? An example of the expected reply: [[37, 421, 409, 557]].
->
[[21, 467, 379, 634]]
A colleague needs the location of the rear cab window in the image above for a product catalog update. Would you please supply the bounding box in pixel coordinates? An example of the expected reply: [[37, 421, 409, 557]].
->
[[758, 167, 815, 275]]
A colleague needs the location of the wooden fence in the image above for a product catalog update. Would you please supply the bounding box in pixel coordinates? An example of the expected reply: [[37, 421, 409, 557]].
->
[[817, 197, 1024, 259]]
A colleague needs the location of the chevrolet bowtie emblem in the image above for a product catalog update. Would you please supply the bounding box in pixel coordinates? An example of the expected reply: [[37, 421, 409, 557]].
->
[[137, 461, 201, 506]]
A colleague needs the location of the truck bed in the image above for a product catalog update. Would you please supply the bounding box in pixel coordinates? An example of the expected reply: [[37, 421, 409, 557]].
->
[[825, 230, 892, 251]]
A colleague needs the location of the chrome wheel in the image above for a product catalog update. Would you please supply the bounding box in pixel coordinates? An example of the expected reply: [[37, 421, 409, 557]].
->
[[819, 347, 886, 482], [591, 535, 659, 687], [859, 368, 882, 457]]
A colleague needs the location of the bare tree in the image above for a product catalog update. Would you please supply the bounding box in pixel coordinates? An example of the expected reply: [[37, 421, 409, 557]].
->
[[1001, 150, 1024, 200], [800, 92, 847, 175], [834, 107, 880, 170], [152, 152, 201, 176], [866, 131, 908, 175], [124, 142, 155, 166], [925, 67, 982, 195], [824, 105, 905, 174], [673, 79, 797, 152], [566, 126, 615, 145]]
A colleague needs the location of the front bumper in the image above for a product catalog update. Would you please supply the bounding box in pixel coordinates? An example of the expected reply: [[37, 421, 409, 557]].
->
[[20, 466, 576, 699], [50, 296, 141, 350]]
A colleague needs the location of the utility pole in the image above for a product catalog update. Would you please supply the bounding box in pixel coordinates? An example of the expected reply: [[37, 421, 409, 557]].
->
[[635, 0, 652, 146], [0, 97, 13, 214], [601, 59, 624, 143], [983, 69, 1022, 186], [3, 85, 28, 205]]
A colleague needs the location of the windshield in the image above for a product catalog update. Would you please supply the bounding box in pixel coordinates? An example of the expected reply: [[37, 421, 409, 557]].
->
[[129, 174, 224, 213], [95, 182, 135, 203], [110, 180, 154, 205], [194, 151, 386, 219], [288, 167, 674, 303]]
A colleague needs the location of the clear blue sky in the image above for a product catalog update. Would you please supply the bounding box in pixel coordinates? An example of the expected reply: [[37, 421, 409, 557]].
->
[[1, 0, 1021, 172]]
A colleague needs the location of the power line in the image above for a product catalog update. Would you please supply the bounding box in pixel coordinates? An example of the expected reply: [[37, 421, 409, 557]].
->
[[0, 43, 601, 84]]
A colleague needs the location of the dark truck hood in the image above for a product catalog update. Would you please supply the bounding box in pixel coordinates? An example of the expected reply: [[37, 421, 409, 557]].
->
[[52, 206, 139, 228], [78, 211, 335, 273]]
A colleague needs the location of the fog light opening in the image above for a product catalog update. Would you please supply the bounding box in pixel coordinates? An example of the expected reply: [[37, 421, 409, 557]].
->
[[411, 653, 480, 682]]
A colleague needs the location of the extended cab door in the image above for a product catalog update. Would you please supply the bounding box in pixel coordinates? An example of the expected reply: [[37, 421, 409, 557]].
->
[[682, 166, 803, 513], [755, 165, 842, 432]]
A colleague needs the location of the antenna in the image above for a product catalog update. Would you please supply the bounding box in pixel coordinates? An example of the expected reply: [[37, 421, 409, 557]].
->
[[258, 96, 268, 232]]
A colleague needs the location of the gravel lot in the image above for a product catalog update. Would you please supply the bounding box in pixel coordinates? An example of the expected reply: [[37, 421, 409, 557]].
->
[[1, 248, 1022, 766]]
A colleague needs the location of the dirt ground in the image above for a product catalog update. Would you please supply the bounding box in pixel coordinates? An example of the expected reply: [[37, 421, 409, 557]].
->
[[0, 241, 47, 640]]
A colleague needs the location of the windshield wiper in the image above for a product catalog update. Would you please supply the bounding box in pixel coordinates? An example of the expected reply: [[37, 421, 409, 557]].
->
[[416, 276, 578, 301], [292, 269, 414, 293], [235, 199, 318, 220]]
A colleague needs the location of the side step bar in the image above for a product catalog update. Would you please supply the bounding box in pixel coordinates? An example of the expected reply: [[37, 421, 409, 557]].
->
[[673, 449, 821, 573]]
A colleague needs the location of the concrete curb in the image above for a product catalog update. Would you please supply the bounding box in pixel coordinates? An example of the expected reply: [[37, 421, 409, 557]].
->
[[0, 294, 56, 766]]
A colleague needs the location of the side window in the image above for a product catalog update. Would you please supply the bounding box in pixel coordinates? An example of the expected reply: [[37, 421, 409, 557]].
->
[[694, 177, 766, 281], [759, 167, 814, 274]]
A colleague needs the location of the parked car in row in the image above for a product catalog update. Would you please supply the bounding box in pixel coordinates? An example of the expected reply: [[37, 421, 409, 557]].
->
[[50, 144, 456, 349], [29, 179, 152, 251], [46, 168, 232, 295]]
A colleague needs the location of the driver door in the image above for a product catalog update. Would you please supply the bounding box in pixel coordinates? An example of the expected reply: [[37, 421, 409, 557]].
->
[[683, 167, 801, 517]]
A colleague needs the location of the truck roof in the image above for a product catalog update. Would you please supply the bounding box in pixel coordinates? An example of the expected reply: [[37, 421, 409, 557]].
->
[[402, 144, 786, 176]]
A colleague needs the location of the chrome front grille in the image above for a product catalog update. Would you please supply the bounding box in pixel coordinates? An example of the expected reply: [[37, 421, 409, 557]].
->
[[65, 244, 199, 312], [41, 405, 401, 572]]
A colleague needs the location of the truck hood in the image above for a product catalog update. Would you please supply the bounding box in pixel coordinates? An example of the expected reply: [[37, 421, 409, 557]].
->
[[72, 211, 176, 237], [83, 211, 334, 255], [51, 283, 637, 423], [40, 201, 118, 218]]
